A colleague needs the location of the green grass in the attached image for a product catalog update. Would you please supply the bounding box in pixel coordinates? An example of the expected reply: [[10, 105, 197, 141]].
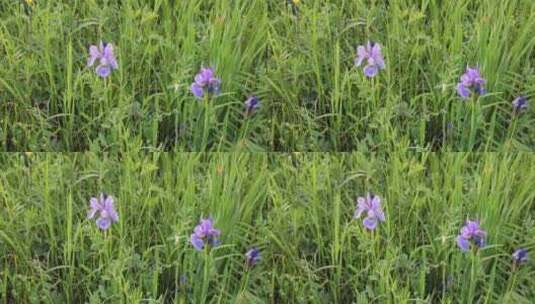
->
[[1, 0, 535, 151], [1, 152, 534, 303], [2, 1, 535, 302]]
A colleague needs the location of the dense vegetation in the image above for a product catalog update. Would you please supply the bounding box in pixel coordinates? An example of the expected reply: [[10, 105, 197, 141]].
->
[[1, 1, 534, 151], [1, 153, 534, 302], [1, 1, 534, 303]]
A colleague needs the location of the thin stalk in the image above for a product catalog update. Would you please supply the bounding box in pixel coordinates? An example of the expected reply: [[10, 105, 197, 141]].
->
[[200, 247, 211, 303]]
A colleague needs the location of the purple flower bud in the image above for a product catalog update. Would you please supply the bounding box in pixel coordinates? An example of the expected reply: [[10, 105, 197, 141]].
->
[[354, 193, 386, 230], [456, 220, 486, 252], [87, 41, 118, 78], [512, 96, 528, 114], [88, 193, 119, 230], [244, 95, 260, 116], [512, 248, 528, 264], [355, 41, 386, 78], [245, 247, 261, 267]]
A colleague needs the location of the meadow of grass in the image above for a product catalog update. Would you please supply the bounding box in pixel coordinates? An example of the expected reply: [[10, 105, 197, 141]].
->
[[1, 1, 535, 151], [2, 1, 535, 303], [0, 152, 534, 303]]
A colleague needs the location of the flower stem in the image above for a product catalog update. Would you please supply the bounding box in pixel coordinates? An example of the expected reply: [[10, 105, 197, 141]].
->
[[239, 117, 251, 144], [201, 96, 211, 150], [506, 115, 518, 148], [238, 269, 251, 297], [505, 264, 518, 301], [200, 247, 211, 303], [467, 249, 477, 302], [467, 98, 477, 149]]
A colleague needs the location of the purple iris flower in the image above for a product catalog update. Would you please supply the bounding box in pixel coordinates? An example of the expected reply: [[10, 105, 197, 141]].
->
[[87, 41, 118, 78], [190, 67, 221, 99], [87, 193, 119, 230], [456, 220, 487, 252], [354, 193, 386, 230], [512, 96, 528, 114], [244, 95, 260, 116], [512, 248, 528, 264], [355, 41, 386, 77], [245, 247, 261, 267], [190, 217, 221, 251], [457, 67, 486, 99]]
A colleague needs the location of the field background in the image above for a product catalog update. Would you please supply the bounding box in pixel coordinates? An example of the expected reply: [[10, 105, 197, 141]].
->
[[1, 1, 535, 151], [1, 152, 534, 303]]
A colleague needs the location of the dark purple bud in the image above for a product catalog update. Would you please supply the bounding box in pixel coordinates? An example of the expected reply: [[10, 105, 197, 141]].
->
[[245, 247, 261, 267], [512, 96, 528, 114], [512, 248, 528, 264], [244, 95, 260, 116]]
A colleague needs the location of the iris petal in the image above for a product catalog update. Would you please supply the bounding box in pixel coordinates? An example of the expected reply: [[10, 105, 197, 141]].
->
[[457, 236, 470, 252], [96, 65, 111, 78], [364, 65, 379, 77], [457, 83, 470, 99], [190, 83, 204, 98], [96, 217, 111, 230], [363, 216, 378, 230], [190, 234, 205, 251]]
